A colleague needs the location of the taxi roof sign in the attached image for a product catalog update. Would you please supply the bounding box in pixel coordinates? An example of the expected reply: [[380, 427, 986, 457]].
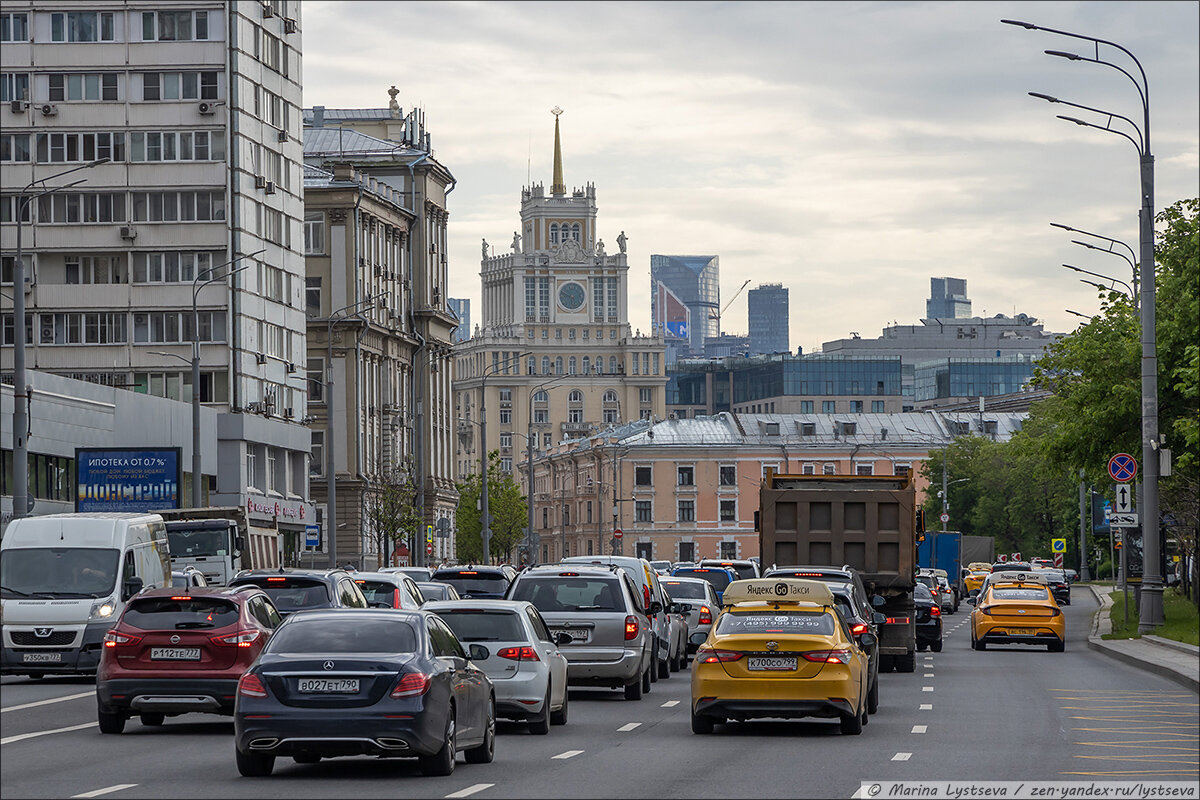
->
[[720, 578, 835, 607], [989, 570, 1049, 586]]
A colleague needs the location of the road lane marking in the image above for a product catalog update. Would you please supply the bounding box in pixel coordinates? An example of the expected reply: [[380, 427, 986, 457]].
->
[[617, 722, 641, 732], [552, 750, 583, 759], [2, 691, 95, 713], [1, 721, 95, 745], [911, 725, 928, 734], [920, 704, 933, 710], [445, 785, 494, 799], [70, 786, 137, 799], [891, 752, 912, 761], [924, 672, 935, 677], [922, 686, 934, 692], [660, 700, 680, 707]]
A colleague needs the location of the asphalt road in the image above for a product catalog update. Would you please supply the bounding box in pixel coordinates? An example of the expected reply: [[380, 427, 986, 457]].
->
[[2, 590, 1196, 799]]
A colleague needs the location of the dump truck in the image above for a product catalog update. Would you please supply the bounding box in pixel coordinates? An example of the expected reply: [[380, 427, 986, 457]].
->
[[758, 472, 918, 673], [156, 507, 280, 585]]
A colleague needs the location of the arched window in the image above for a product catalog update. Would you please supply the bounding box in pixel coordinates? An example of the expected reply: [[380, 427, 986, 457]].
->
[[541, 356, 551, 375], [582, 357, 590, 374], [603, 389, 619, 424], [527, 356, 536, 375], [571, 223, 581, 241], [609, 356, 618, 374], [555, 357, 563, 375], [595, 354, 605, 374], [568, 356, 577, 375], [569, 390, 584, 403], [549, 223, 559, 245], [604, 390, 618, 403], [568, 390, 584, 424], [533, 390, 548, 403]]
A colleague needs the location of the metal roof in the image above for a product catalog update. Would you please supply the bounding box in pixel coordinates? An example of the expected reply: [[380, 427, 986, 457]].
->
[[303, 126, 412, 157], [303, 108, 394, 123]]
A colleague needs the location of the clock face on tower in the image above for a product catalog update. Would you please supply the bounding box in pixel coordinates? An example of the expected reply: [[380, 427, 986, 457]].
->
[[558, 281, 586, 311]]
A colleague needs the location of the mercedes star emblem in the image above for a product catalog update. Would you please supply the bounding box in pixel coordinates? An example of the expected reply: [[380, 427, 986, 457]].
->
[[323, 660, 335, 670]]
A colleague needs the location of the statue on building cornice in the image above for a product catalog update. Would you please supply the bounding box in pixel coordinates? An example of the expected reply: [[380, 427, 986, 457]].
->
[[617, 231, 627, 254], [482, 238, 489, 260], [596, 239, 605, 257], [512, 231, 521, 253], [388, 85, 400, 115]]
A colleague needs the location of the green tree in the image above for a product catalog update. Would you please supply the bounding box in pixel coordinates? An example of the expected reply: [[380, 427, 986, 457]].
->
[[365, 459, 421, 568], [454, 451, 528, 564]]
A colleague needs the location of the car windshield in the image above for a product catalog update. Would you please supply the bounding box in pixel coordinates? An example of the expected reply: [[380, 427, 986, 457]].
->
[[661, 580, 708, 600], [123, 597, 240, 630], [267, 617, 418, 654], [511, 577, 624, 612], [991, 587, 1049, 601], [437, 610, 525, 642], [432, 572, 510, 596], [715, 610, 836, 636], [674, 569, 732, 592], [0, 547, 120, 598], [166, 528, 228, 558], [237, 578, 331, 612], [916, 575, 936, 589]]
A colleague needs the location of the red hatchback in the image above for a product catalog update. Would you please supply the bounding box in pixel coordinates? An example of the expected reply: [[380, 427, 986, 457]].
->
[[96, 586, 282, 733]]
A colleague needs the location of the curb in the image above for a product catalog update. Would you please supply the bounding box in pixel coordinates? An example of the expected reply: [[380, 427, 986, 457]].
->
[[1144, 635, 1200, 657], [1086, 585, 1200, 693]]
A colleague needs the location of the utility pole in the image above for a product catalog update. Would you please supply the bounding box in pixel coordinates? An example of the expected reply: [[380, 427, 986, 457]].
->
[[1078, 470, 1091, 581]]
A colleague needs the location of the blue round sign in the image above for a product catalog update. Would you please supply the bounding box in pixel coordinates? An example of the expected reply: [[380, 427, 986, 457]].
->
[[1108, 453, 1137, 483]]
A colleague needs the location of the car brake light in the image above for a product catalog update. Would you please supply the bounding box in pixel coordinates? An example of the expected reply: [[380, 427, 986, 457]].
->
[[1048, 607, 1061, 617], [696, 646, 743, 663], [980, 606, 996, 616], [698, 606, 712, 625], [497, 646, 540, 662], [459, 571, 478, 575], [885, 617, 910, 624], [931, 606, 941, 617], [212, 629, 262, 647], [238, 673, 268, 698], [391, 672, 431, 698], [102, 630, 142, 648], [267, 577, 287, 582], [802, 649, 852, 664], [170, 596, 193, 601], [643, 585, 651, 612], [850, 623, 868, 635], [392, 588, 402, 608], [930, 588, 939, 596], [625, 615, 640, 640]]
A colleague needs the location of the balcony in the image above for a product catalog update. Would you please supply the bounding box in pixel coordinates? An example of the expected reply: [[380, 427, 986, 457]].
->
[[561, 421, 590, 436]]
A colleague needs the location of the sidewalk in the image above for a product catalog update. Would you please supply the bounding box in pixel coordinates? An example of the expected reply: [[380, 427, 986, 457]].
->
[[1086, 584, 1199, 692]]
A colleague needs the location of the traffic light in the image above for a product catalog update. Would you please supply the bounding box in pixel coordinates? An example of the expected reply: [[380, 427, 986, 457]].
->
[[915, 508, 926, 542]]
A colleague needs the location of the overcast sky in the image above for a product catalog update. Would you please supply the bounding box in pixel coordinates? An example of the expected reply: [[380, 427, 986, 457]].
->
[[302, 1, 1199, 353]]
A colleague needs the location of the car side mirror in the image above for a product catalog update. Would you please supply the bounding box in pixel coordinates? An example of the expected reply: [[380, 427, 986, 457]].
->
[[554, 632, 573, 646], [649, 601, 663, 615], [121, 576, 144, 601], [872, 612, 887, 625], [235, 535, 246, 552], [689, 632, 708, 646], [468, 643, 490, 661], [969, 589, 979, 597], [857, 632, 877, 648], [871, 595, 886, 608], [966, 596, 977, 606]]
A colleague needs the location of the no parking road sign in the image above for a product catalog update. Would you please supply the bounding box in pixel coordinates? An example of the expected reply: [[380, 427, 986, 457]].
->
[[1108, 453, 1138, 483]]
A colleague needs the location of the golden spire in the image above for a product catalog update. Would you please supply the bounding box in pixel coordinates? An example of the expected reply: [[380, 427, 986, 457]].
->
[[551, 106, 565, 196]]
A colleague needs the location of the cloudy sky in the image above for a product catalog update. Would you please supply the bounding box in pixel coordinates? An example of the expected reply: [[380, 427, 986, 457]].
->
[[302, 1, 1198, 353]]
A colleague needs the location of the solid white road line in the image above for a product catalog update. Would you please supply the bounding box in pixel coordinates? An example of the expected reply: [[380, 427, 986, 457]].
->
[[922, 686, 934, 692], [1, 691, 94, 713], [617, 722, 641, 732], [920, 703, 933, 710], [1, 721, 95, 745], [660, 700, 680, 707], [891, 752, 912, 761], [445, 784, 495, 799], [70, 786, 137, 799], [551, 750, 584, 759], [911, 725, 928, 734]]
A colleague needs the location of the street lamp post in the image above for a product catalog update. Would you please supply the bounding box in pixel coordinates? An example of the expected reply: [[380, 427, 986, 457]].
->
[[1006, 18, 1163, 631], [477, 352, 529, 565], [524, 375, 573, 565], [11, 159, 109, 520]]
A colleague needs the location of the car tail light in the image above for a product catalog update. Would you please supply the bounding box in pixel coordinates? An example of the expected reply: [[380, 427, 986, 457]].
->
[[391, 672, 431, 698], [559, 572, 580, 577], [850, 623, 868, 635], [931, 606, 941, 617], [103, 630, 142, 648], [930, 588, 939, 596], [393, 589, 402, 608], [624, 615, 640, 640], [980, 606, 996, 616], [497, 646, 540, 661], [459, 571, 479, 575], [1048, 607, 1061, 617], [802, 649, 852, 664], [696, 646, 743, 663], [212, 629, 262, 647], [238, 673, 268, 698], [698, 606, 712, 625], [643, 585, 652, 612], [267, 577, 287, 582], [170, 596, 192, 601], [885, 617, 910, 624]]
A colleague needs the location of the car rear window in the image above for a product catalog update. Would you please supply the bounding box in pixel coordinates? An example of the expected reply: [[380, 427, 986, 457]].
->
[[914, 585, 933, 600], [662, 580, 707, 600], [123, 597, 240, 630], [510, 577, 624, 612], [267, 617, 418, 654], [715, 610, 836, 636], [355, 580, 408, 607], [437, 610, 525, 642], [674, 569, 732, 591], [432, 571, 510, 596], [235, 577, 331, 612], [706, 563, 756, 580], [991, 588, 1049, 601]]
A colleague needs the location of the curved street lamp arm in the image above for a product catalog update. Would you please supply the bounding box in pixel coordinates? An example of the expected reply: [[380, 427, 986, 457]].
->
[[1061, 264, 1134, 296], [1055, 116, 1142, 155], [1029, 92, 1144, 151], [1049, 222, 1138, 263], [1070, 240, 1138, 280], [1043, 51, 1148, 135]]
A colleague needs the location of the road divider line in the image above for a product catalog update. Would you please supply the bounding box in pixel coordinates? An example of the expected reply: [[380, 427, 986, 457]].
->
[[924, 672, 935, 677], [2, 691, 94, 713], [617, 722, 641, 732], [551, 750, 583, 759], [920, 704, 933, 710], [1, 721, 95, 745], [922, 686, 934, 692], [891, 752, 912, 761], [70, 786, 137, 799], [911, 725, 928, 734], [445, 784, 494, 799], [660, 700, 680, 707]]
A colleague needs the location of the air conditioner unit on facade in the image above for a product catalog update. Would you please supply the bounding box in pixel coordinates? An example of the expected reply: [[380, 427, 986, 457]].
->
[[119, 226, 137, 240], [283, 18, 297, 34], [276, 129, 287, 143], [198, 101, 217, 115], [40, 103, 57, 116], [261, 3, 274, 18], [255, 175, 266, 189], [246, 401, 263, 413], [40, 321, 54, 342], [283, 407, 294, 418], [10, 100, 26, 113], [265, 181, 276, 194]]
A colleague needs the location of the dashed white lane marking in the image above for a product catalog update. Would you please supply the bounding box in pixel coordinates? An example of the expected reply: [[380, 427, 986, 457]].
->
[[911, 725, 928, 734], [445, 785, 494, 799], [892, 752, 913, 761], [552, 750, 584, 759], [70, 787, 137, 799], [922, 686, 934, 692], [920, 703, 933, 710], [660, 700, 680, 707], [618, 722, 641, 732], [1, 721, 95, 745], [2, 690, 95, 713], [924, 672, 935, 677]]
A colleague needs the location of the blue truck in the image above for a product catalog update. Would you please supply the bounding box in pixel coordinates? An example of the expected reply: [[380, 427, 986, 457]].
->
[[918, 530, 962, 603]]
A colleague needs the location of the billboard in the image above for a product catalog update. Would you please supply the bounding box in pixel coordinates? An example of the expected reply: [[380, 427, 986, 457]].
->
[[655, 281, 690, 341], [75, 448, 181, 513]]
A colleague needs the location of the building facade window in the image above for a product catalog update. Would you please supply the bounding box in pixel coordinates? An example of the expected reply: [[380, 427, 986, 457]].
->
[[677, 465, 694, 486], [822, 400, 836, 413], [64, 255, 124, 284], [720, 541, 737, 559], [0, 133, 31, 162], [132, 190, 224, 222], [132, 251, 220, 284], [872, 400, 885, 412], [677, 500, 695, 522], [309, 431, 324, 476], [129, 130, 222, 162], [51, 12, 115, 42], [1, 13, 29, 42], [855, 462, 874, 475], [634, 466, 652, 486], [48, 72, 118, 102], [850, 400, 864, 412], [37, 131, 126, 164], [0, 73, 29, 103], [36, 192, 125, 223], [39, 312, 127, 344], [304, 211, 325, 254], [719, 465, 736, 486], [142, 9, 209, 41], [142, 71, 219, 101], [719, 499, 736, 522]]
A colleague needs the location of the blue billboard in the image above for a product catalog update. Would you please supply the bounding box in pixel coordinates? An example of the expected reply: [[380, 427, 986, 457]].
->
[[75, 448, 181, 513]]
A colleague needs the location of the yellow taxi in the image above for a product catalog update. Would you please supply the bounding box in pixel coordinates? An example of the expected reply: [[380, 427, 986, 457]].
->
[[967, 571, 1065, 652], [963, 566, 991, 595], [690, 578, 872, 735]]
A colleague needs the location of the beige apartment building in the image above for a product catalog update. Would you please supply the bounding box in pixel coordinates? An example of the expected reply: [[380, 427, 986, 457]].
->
[[525, 410, 1026, 565]]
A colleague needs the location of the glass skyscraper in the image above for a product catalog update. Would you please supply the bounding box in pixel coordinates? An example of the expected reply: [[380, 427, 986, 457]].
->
[[747, 283, 789, 355], [650, 255, 719, 360], [927, 277, 971, 319]]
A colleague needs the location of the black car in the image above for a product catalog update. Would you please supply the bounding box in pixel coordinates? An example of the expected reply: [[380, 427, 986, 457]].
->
[[431, 566, 513, 599], [828, 583, 883, 714], [1041, 569, 1071, 606], [914, 584, 943, 652], [228, 568, 368, 616], [234, 609, 496, 777]]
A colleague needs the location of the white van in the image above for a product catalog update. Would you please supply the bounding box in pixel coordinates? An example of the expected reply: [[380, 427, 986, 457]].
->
[[1, 513, 170, 676]]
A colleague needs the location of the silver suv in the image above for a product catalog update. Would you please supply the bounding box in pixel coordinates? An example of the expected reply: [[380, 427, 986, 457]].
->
[[507, 564, 654, 701]]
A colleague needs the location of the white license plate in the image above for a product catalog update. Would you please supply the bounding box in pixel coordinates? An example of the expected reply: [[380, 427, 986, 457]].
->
[[553, 628, 588, 642], [1004, 628, 1036, 636], [22, 652, 62, 663], [150, 647, 201, 661], [298, 678, 359, 693], [747, 656, 798, 671]]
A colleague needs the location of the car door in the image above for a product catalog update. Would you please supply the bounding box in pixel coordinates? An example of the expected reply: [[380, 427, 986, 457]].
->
[[526, 606, 567, 708], [428, 616, 479, 745]]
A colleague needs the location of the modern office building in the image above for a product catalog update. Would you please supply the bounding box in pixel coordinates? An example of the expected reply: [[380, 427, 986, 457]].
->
[[302, 94, 460, 567], [650, 254, 719, 361], [454, 109, 666, 492], [927, 277, 971, 319], [447, 297, 470, 343], [913, 355, 1038, 409], [2, 0, 313, 523], [747, 282, 789, 355], [703, 333, 749, 359]]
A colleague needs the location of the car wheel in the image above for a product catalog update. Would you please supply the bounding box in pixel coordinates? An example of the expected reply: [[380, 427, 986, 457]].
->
[[691, 708, 714, 734], [867, 676, 879, 714], [97, 705, 125, 735], [292, 754, 321, 764], [236, 748, 275, 777], [916, 643, 927, 652], [419, 711, 456, 776], [658, 654, 670, 679], [465, 697, 495, 764], [878, 654, 894, 673], [931, 640, 943, 653], [624, 673, 644, 701], [528, 687, 551, 735], [550, 686, 568, 726], [840, 709, 863, 735], [1049, 639, 1065, 653], [973, 637, 987, 651], [895, 651, 916, 673], [139, 712, 165, 727], [642, 664, 653, 693]]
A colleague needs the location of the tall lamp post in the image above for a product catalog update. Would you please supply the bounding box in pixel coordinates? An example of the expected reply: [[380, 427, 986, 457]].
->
[[524, 374, 573, 565], [477, 352, 529, 565], [10, 158, 109, 520], [1005, 18, 1163, 630]]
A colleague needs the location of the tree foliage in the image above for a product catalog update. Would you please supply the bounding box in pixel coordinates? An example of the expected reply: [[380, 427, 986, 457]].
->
[[454, 451, 528, 564], [365, 459, 421, 568]]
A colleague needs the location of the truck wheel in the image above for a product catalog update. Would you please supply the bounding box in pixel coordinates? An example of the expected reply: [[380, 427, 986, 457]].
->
[[878, 654, 894, 673], [895, 651, 916, 673], [931, 640, 943, 653]]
